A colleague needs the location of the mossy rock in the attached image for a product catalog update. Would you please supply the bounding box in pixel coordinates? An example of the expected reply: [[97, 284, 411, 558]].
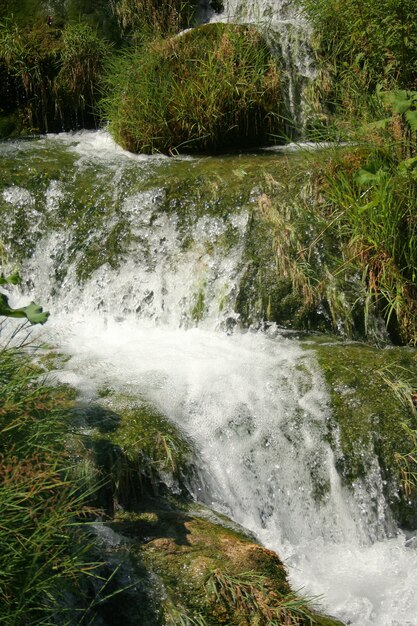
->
[[100, 499, 344, 626], [71, 394, 197, 512], [68, 392, 343, 625], [104, 22, 285, 154], [307, 339, 417, 527]]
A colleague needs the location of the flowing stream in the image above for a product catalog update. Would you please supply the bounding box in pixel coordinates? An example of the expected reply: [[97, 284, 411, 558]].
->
[[1, 130, 417, 625]]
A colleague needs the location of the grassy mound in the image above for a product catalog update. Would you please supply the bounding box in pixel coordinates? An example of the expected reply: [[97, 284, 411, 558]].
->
[[103, 23, 284, 154]]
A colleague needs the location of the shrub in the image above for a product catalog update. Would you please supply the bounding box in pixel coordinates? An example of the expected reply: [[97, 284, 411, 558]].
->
[[0, 17, 109, 134], [300, 0, 417, 141], [109, 0, 198, 40], [102, 23, 284, 154], [0, 19, 61, 132], [55, 22, 110, 128]]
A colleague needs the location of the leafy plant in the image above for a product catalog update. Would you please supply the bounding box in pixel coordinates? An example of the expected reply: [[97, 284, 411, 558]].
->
[[301, 0, 417, 89], [0, 271, 49, 324]]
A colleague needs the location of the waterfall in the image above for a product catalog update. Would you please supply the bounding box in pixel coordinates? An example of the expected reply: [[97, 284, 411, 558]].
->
[[206, 0, 317, 133], [2, 131, 417, 626]]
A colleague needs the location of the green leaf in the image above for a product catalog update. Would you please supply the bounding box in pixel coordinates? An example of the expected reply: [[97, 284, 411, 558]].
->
[[0, 271, 21, 286], [397, 156, 417, 174], [0, 293, 49, 324], [379, 90, 417, 114], [355, 164, 388, 187], [393, 99, 412, 115], [380, 89, 408, 106], [364, 116, 394, 130], [354, 52, 364, 65], [405, 110, 417, 132], [232, 168, 247, 179], [358, 199, 379, 214]]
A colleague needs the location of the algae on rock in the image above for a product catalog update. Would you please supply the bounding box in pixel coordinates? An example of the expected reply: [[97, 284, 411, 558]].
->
[[307, 338, 417, 529]]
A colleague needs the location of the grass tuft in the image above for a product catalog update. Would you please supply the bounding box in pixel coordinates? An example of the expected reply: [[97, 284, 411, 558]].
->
[[205, 568, 317, 625], [0, 325, 99, 624]]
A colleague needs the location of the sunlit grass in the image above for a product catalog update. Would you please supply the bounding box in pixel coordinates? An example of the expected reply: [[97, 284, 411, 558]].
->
[[0, 323, 98, 624], [102, 22, 284, 154]]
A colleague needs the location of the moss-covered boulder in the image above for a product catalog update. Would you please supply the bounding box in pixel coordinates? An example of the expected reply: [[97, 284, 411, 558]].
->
[[307, 338, 417, 528], [67, 389, 343, 625], [70, 394, 197, 514], [138, 505, 344, 625], [89, 500, 343, 626], [104, 23, 285, 154]]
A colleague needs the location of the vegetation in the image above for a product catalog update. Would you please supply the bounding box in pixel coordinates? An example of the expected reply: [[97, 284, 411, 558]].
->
[[102, 23, 283, 154], [306, 339, 417, 527], [301, 0, 417, 91], [251, 0, 415, 344], [252, 140, 417, 344], [0, 324, 97, 624], [3, 0, 417, 619], [136, 505, 343, 625], [0, 0, 221, 138], [0, 17, 109, 134], [109, 0, 200, 40], [80, 393, 196, 510], [0, 270, 49, 324]]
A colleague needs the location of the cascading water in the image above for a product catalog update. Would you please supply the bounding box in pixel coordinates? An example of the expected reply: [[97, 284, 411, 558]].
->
[[2, 131, 417, 625], [204, 0, 316, 132]]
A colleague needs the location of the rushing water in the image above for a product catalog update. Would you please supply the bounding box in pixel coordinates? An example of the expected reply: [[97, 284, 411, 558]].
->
[[2, 131, 417, 626], [206, 0, 316, 130]]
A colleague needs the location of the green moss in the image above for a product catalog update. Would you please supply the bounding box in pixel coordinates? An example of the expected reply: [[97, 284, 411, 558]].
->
[[191, 285, 206, 322], [72, 392, 195, 512], [307, 339, 417, 526], [68, 387, 342, 625], [104, 500, 343, 626], [102, 397, 192, 475]]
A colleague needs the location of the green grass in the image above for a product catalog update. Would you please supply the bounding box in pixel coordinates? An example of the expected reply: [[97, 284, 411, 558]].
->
[[0, 15, 109, 135], [109, 0, 199, 41], [0, 323, 98, 624], [309, 139, 417, 344], [301, 0, 417, 88], [255, 139, 417, 344], [288, 0, 417, 343], [205, 568, 317, 625], [102, 22, 284, 154]]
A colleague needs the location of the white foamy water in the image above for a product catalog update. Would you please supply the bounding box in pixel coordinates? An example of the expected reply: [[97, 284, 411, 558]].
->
[[209, 0, 316, 128], [210, 0, 305, 27], [28, 313, 417, 626], [2, 130, 417, 625]]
